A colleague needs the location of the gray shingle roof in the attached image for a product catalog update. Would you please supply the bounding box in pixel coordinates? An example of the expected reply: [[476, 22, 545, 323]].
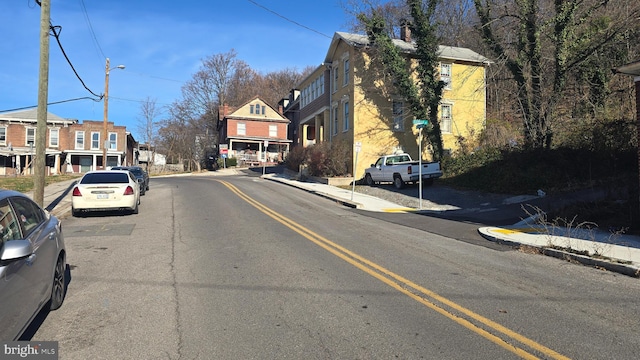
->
[[0, 109, 76, 124], [333, 31, 492, 65]]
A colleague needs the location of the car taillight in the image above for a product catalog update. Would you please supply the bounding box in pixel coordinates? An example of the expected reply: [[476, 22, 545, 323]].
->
[[72, 187, 82, 196], [124, 186, 135, 195], [407, 166, 412, 174]]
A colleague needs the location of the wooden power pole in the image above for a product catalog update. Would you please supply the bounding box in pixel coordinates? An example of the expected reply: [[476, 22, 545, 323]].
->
[[34, 0, 51, 207]]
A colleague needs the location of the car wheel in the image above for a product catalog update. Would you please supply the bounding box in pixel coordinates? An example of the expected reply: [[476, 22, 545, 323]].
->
[[393, 176, 405, 189], [365, 174, 375, 186], [132, 202, 139, 214], [49, 254, 66, 310], [72, 208, 80, 217]]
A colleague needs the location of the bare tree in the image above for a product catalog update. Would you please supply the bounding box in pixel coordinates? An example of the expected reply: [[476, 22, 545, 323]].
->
[[473, 0, 640, 149], [137, 97, 161, 170], [158, 49, 314, 168]]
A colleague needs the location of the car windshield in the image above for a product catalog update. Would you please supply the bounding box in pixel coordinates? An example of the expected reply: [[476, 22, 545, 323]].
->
[[81, 173, 130, 184]]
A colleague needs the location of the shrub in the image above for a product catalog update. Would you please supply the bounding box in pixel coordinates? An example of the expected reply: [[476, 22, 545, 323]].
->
[[217, 157, 237, 168], [286, 141, 352, 177], [285, 146, 307, 172]]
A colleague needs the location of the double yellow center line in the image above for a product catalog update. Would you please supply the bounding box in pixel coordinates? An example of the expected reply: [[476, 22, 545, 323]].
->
[[218, 180, 570, 360]]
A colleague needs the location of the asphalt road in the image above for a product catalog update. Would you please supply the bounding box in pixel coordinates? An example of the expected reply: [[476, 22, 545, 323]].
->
[[29, 173, 640, 359]]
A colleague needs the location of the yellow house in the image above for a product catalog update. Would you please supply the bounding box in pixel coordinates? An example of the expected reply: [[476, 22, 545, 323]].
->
[[293, 31, 491, 179]]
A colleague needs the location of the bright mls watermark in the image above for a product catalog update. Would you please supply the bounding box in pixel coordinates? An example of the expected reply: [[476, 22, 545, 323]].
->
[[1, 342, 58, 359]]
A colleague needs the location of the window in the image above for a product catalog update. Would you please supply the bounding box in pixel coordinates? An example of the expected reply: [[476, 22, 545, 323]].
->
[[109, 133, 117, 150], [440, 63, 452, 90], [343, 102, 349, 132], [49, 128, 59, 147], [440, 104, 452, 133], [26, 128, 36, 146], [0, 127, 6, 145], [237, 123, 246, 135], [261, 105, 265, 115], [392, 101, 404, 132], [250, 105, 255, 114], [332, 106, 338, 135], [343, 59, 350, 86], [91, 132, 100, 149], [0, 199, 21, 242], [75, 131, 84, 149], [11, 197, 44, 236], [333, 65, 339, 92], [301, 75, 325, 109], [269, 125, 277, 137]]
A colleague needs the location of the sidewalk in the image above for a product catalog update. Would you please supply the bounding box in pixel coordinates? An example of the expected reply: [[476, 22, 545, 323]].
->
[[260, 172, 640, 277], [34, 169, 640, 277]]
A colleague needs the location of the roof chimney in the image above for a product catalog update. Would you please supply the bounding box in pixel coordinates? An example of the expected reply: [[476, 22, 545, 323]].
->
[[400, 20, 411, 42]]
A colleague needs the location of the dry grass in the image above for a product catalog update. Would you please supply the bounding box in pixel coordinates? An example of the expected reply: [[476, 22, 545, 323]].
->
[[0, 174, 82, 193]]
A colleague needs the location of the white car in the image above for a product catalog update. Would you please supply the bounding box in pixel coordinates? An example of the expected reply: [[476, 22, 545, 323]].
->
[[72, 170, 140, 216]]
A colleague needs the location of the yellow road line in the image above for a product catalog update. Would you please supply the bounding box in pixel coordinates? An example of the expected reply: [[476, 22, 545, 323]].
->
[[218, 180, 570, 360]]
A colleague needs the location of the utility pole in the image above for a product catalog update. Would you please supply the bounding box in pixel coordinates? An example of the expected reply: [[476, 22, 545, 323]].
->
[[103, 58, 125, 169], [103, 58, 110, 169], [34, 0, 51, 207]]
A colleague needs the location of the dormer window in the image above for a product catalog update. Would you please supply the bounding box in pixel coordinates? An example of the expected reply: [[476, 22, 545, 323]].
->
[[251, 104, 265, 115]]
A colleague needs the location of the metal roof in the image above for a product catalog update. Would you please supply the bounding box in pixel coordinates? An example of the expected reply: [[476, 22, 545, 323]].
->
[[0, 109, 77, 124], [332, 32, 493, 65], [616, 60, 640, 76]]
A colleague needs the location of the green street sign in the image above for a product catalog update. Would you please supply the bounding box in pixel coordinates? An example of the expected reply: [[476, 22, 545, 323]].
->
[[412, 119, 429, 125]]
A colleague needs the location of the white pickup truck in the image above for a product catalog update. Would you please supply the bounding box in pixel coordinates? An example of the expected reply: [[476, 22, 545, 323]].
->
[[364, 153, 443, 189]]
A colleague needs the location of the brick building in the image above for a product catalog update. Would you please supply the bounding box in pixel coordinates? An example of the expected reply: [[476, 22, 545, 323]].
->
[[0, 109, 134, 175]]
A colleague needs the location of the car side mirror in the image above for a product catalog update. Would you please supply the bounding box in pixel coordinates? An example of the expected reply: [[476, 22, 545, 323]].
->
[[0, 239, 33, 262]]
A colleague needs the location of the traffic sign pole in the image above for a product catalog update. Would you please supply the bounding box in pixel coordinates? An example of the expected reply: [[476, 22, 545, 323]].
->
[[352, 142, 362, 200], [413, 120, 428, 209]]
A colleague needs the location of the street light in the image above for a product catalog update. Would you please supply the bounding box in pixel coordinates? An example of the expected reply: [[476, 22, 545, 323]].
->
[[103, 57, 125, 169]]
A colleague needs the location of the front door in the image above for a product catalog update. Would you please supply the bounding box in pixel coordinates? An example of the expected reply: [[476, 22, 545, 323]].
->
[[79, 156, 92, 173]]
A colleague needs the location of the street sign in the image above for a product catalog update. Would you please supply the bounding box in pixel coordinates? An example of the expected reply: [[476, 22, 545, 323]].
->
[[413, 119, 429, 125], [354, 141, 362, 153]]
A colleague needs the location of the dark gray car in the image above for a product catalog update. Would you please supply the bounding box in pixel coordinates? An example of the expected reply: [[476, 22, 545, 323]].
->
[[112, 166, 149, 195], [0, 190, 66, 340]]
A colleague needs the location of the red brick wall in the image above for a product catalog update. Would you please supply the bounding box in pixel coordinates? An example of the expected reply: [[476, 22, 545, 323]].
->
[[65, 121, 127, 150], [227, 119, 288, 140], [4, 124, 65, 149]]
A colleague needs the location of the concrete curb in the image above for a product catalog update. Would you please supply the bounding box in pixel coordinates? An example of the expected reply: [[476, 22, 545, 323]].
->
[[478, 229, 640, 278], [261, 174, 363, 209]]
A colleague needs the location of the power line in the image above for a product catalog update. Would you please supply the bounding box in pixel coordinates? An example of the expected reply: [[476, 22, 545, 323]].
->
[[34, 0, 104, 100], [0, 97, 102, 113], [79, 0, 106, 62], [49, 23, 103, 99], [246, 0, 331, 39]]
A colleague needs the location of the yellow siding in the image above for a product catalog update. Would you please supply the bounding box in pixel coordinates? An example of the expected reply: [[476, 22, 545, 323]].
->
[[441, 63, 486, 152], [325, 36, 487, 180]]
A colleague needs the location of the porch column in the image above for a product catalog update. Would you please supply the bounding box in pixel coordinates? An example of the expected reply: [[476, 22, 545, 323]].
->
[[315, 115, 324, 144], [54, 154, 60, 175], [302, 124, 309, 147]]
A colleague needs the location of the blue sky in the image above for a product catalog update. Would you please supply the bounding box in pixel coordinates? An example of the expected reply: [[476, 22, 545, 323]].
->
[[0, 0, 358, 140]]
